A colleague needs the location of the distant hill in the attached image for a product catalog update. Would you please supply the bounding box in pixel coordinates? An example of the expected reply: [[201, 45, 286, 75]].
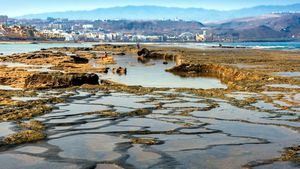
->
[[210, 13, 300, 41], [94, 20, 204, 35], [19, 4, 300, 22]]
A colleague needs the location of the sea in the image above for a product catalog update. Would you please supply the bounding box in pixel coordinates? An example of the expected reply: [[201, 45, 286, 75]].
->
[[0, 42, 299, 55]]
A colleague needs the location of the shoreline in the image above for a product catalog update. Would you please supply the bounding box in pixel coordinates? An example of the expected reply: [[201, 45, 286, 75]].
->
[[0, 41, 98, 44], [1, 41, 299, 52]]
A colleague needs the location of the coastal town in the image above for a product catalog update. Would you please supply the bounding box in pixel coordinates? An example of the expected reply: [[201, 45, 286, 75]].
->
[[1, 12, 300, 43], [0, 15, 208, 42]]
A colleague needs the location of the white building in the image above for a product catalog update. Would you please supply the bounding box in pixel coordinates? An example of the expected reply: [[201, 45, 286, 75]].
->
[[82, 24, 94, 29]]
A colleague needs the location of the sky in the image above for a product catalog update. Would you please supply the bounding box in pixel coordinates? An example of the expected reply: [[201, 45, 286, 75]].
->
[[1, 0, 299, 17]]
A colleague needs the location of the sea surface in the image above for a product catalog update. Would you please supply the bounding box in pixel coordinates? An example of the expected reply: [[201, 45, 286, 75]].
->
[[0, 42, 299, 55], [0, 43, 96, 55], [156, 41, 300, 50]]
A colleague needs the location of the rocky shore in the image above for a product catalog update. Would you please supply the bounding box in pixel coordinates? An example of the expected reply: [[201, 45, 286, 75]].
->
[[0, 44, 299, 168]]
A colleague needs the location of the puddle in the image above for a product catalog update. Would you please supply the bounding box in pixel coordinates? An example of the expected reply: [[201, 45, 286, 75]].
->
[[0, 85, 22, 91], [192, 102, 300, 128], [49, 134, 127, 161], [11, 97, 43, 102], [0, 122, 16, 137], [99, 55, 227, 89], [230, 64, 266, 69], [0, 89, 299, 169], [0, 62, 54, 72], [226, 92, 260, 100], [127, 144, 161, 168], [95, 164, 124, 169], [0, 154, 78, 169], [145, 133, 260, 152], [267, 84, 300, 89], [42, 103, 109, 117], [252, 101, 279, 110], [163, 102, 207, 108], [120, 118, 182, 131], [274, 72, 300, 77], [16, 146, 48, 154], [89, 93, 150, 109]]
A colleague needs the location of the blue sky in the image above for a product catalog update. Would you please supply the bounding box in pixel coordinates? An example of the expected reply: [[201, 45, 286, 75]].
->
[[1, 0, 299, 17]]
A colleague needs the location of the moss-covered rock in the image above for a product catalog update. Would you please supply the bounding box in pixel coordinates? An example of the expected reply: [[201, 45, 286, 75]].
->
[[3, 130, 46, 145]]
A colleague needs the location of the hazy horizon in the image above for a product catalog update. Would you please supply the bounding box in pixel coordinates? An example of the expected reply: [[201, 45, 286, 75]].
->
[[1, 0, 300, 17]]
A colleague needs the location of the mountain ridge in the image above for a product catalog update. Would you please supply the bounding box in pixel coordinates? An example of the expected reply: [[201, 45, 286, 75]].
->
[[19, 4, 300, 22]]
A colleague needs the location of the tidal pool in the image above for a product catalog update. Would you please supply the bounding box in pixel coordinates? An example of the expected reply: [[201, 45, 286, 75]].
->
[[0, 87, 299, 169], [0, 85, 22, 91], [98, 55, 227, 89], [274, 72, 300, 77], [0, 122, 16, 137]]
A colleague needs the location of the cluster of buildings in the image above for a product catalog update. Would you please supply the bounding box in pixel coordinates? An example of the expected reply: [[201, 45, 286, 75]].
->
[[0, 16, 210, 42]]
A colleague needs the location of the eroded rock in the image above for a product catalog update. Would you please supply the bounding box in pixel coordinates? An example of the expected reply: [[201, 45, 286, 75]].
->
[[69, 55, 89, 64], [24, 73, 99, 89], [112, 67, 127, 75]]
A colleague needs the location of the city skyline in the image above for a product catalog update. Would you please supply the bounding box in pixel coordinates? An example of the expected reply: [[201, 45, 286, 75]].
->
[[1, 0, 300, 17]]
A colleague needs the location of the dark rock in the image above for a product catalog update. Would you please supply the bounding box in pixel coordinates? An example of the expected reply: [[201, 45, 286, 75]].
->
[[112, 67, 127, 75], [137, 48, 151, 57], [25, 73, 99, 89], [163, 61, 168, 65], [116, 52, 126, 56], [83, 48, 92, 51], [70, 55, 89, 64]]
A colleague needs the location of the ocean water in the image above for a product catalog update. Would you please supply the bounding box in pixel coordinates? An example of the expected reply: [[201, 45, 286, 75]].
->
[[156, 42, 300, 50], [0, 42, 299, 55], [219, 42, 300, 50], [0, 43, 96, 55]]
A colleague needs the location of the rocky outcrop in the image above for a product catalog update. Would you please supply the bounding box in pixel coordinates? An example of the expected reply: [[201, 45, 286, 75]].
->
[[112, 67, 127, 75], [137, 48, 177, 60], [69, 55, 89, 64], [93, 44, 138, 54], [167, 63, 272, 90], [137, 48, 151, 57], [24, 73, 99, 89]]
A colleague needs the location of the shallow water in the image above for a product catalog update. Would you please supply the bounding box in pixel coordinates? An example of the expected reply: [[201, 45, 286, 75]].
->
[[268, 84, 300, 89], [0, 88, 299, 169], [0, 85, 22, 91], [275, 72, 300, 77], [0, 122, 16, 137], [154, 42, 300, 50], [0, 43, 96, 55], [0, 43, 299, 169], [99, 55, 227, 89], [0, 62, 56, 72]]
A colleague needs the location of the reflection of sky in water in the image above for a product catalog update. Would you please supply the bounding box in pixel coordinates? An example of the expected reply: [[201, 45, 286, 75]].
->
[[0, 122, 16, 137], [275, 72, 300, 77], [0, 89, 298, 169], [0, 85, 22, 90], [49, 134, 126, 161], [0, 43, 95, 55], [267, 84, 300, 89], [100, 55, 227, 89]]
